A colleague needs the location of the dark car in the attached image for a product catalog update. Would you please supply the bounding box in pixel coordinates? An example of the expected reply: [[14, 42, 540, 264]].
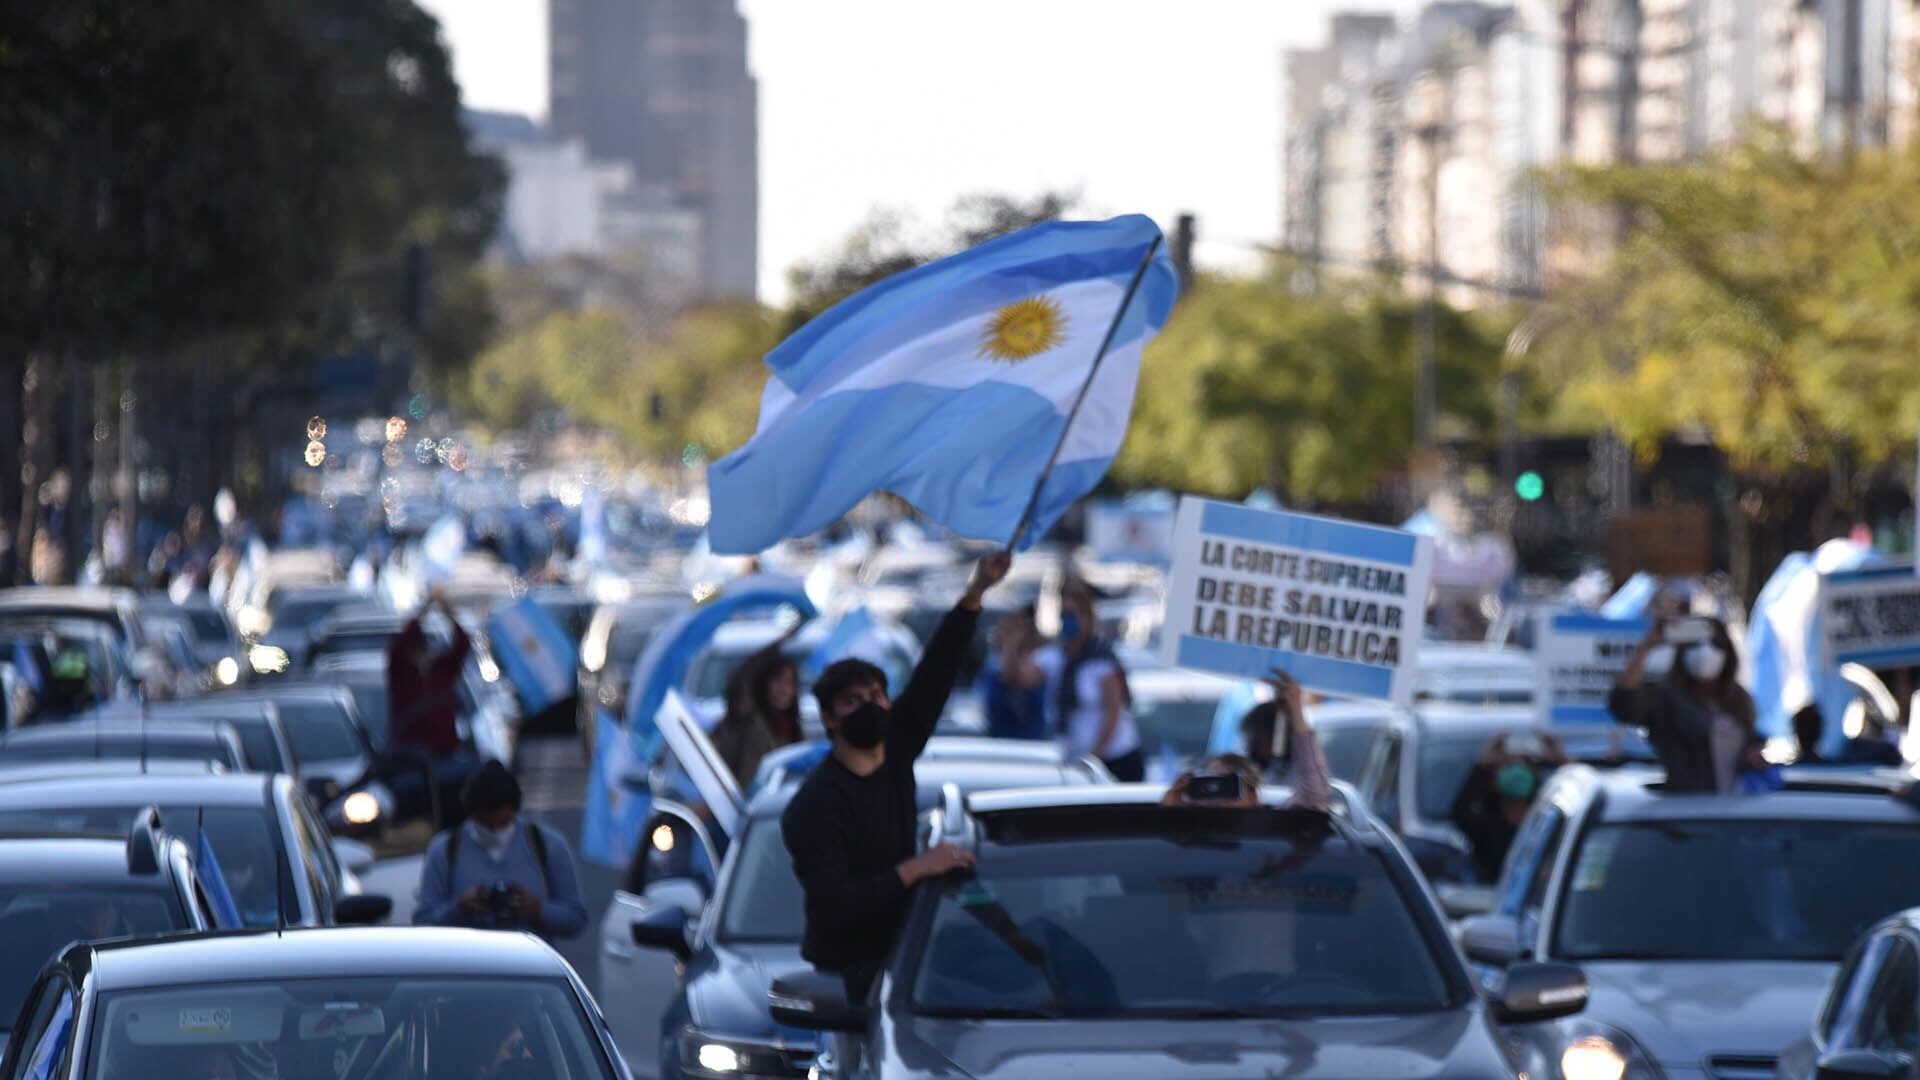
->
[[1459, 767, 1920, 1080], [0, 720, 249, 772], [0, 588, 146, 655], [0, 770, 389, 930], [0, 815, 232, 1049], [603, 740, 1114, 1076], [253, 583, 365, 669], [213, 683, 378, 804], [577, 594, 687, 755], [137, 595, 243, 687], [301, 606, 409, 670], [0, 927, 631, 1079], [86, 698, 297, 777], [767, 783, 1584, 1080], [1777, 906, 1920, 1080]]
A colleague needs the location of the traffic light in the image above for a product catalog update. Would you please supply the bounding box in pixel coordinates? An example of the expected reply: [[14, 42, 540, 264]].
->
[[1515, 470, 1545, 502]]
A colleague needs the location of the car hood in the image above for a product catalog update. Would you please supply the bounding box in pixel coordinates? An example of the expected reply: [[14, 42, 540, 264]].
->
[[896, 1008, 1508, 1080], [1576, 960, 1835, 1067], [685, 940, 822, 1048]]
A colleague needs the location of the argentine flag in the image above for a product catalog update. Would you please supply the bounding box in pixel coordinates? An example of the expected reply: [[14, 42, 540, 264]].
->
[[486, 595, 579, 716], [709, 215, 1179, 554]]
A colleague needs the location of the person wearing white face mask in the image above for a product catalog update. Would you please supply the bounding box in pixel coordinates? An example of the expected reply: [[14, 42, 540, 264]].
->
[[414, 760, 587, 939], [1611, 615, 1764, 793]]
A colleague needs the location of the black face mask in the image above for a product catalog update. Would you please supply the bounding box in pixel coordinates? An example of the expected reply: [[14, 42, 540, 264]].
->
[[838, 702, 888, 750]]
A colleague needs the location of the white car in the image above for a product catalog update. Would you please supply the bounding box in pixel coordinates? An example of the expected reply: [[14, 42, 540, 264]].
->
[[1412, 642, 1539, 706]]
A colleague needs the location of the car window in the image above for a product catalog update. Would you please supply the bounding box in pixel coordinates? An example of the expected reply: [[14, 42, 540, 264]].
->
[[909, 830, 1457, 1018], [1496, 806, 1567, 919], [0, 889, 180, 1025], [1130, 696, 1218, 762], [183, 611, 231, 644], [1318, 725, 1383, 782], [1859, 938, 1920, 1058], [222, 717, 286, 773], [1368, 735, 1403, 823], [292, 794, 342, 892], [1827, 934, 1900, 1047], [718, 821, 804, 943], [87, 976, 614, 1080], [16, 980, 74, 1080], [1414, 733, 1497, 822], [271, 700, 364, 762], [1556, 821, 1920, 961]]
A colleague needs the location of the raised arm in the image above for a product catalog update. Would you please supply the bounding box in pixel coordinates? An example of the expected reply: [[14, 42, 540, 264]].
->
[[888, 553, 1008, 759]]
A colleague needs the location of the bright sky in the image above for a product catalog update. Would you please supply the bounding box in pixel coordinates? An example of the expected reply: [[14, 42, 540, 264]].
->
[[418, 0, 1423, 301]]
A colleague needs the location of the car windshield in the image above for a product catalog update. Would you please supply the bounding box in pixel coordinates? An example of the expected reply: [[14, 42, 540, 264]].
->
[[323, 680, 390, 748], [0, 806, 290, 928], [1557, 820, 1920, 961], [910, 827, 1455, 1018], [1416, 733, 1495, 821], [1318, 725, 1382, 782], [312, 631, 395, 658], [183, 611, 231, 644], [87, 976, 614, 1079], [1130, 695, 1219, 761], [685, 644, 770, 701], [270, 597, 352, 635], [0, 888, 181, 1027], [215, 717, 285, 773], [271, 700, 364, 762], [718, 821, 805, 943], [1, 737, 234, 769]]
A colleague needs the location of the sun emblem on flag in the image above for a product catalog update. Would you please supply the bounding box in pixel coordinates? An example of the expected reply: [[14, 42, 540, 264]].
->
[[979, 296, 1067, 363]]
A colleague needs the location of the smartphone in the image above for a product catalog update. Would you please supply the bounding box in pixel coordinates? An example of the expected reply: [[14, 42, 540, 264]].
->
[[1506, 732, 1545, 758], [1185, 771, 1244, 803], [1666, 618, 1713, 645]]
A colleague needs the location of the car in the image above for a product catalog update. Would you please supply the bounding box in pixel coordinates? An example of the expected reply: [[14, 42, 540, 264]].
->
[[0, 720, 250, 772], [0, 814, 235, 1050], [1776, 906, 1920, 1080], [1124, 666, 1245, 782], [0, 589, 147, 655], [249, 583, 366, 669], [1459, 768, 1920, 1080], [0, 770, 389, 930], [87, 698, 297, 777], [603, 738, 1116, 1076], [127, 615, 204, 700], [2, 619, 138, 708], [1412, 643, 1540, 706], [137, 594, 244, 688], [1311, 702, 1657, 887], [579, 594, 695, 752], [0, 926, 630, 1079], [766, 781, 1586, 1080], [211, 684, 378, 805], [301, 606, 409, 669]]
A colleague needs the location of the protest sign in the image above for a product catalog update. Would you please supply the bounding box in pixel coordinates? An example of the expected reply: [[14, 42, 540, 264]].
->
[[1160, 497, 1433, 705], [1535, 611, 1649, 725], [1818, 561, 1920, 670]]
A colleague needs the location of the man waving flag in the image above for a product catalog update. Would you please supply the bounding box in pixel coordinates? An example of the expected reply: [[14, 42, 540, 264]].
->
[[708, 214, 1179, 555]]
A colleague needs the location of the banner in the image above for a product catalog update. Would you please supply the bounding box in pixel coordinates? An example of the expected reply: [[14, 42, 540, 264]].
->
[[1819, 561, 1920, 669], [486, 595, 578, 715], [1535, 611, 1649, 725], [1160, 498, 1433, 705]]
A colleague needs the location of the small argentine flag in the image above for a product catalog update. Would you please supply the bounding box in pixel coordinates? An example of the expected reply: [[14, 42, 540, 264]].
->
[[486, 596, 579, 715], [709, 215, 1179, 554]]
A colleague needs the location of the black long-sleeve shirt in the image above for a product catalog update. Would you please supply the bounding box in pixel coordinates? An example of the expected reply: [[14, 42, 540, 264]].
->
[[781, 602, 979, 978]]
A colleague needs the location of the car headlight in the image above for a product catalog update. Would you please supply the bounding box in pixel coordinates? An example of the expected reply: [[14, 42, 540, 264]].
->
[[214, 657, 241, 686], [678, 1031, 812, 1078], [341, 791, 381, 825], [1558, 1023, 1662, 1080], [326, 783, 394, 831], [247, 644, 289, 675]]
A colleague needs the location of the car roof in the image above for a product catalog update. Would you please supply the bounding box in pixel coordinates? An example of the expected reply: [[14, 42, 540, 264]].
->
[[0, 771, 274, 810], [0, 588, 136, 615], [93, 700, 275, 725], [77, 927, 572, 990], [0, 722, 235, 746], [0, 835, 179, 885], [217, 683, 352, 705], [1574, 766, 1920, 824], [961, 781, 1372, 834], [744, 754, 1104, 817], [0, 761, 219, 784]]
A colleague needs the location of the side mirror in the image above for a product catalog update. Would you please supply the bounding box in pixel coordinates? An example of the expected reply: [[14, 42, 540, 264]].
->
[[1492, 961, 1588, 1024], [1817, 1050, 1910, 1080], [331, 838, 377, 876], [1436, 883, 1496, 920], [1460, 913, 1524, 967], [334, 895, 393, 925], [629, 905, 692, 963], [768, 971, 869, 1034]]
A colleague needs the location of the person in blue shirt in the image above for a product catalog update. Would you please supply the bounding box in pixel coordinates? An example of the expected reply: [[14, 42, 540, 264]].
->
[[978, 607, 1048, 740], [415, 761, 588, 940]]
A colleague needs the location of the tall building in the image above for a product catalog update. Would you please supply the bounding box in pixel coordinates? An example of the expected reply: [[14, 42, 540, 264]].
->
[[549, 0, 759, 299]]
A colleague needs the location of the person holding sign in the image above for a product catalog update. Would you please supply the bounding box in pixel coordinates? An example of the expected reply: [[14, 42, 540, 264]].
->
[[1610, 615, 1763, 793]]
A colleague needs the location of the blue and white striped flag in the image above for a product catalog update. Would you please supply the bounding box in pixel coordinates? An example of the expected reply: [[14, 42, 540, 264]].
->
[[708, 215, 1179, 554], [487, 595, 579, 715]]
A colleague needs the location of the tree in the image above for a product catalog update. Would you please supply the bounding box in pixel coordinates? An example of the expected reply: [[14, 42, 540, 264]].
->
[[1529, 130, 1920, 593], [1113, 265, 1511, 507]]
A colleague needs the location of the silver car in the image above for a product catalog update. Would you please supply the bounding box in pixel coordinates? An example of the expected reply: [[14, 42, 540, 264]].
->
[[1461, 767, 1920, 1080]]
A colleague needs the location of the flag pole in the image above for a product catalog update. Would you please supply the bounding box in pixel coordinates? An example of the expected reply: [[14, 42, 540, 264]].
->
[[1005, 235, 1162, 553]]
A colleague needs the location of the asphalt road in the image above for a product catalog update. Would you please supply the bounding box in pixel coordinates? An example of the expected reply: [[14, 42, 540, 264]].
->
[[361, 733, 621, 987]]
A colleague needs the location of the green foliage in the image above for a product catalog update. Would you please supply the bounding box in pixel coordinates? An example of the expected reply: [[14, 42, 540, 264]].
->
[[1114, 266, 1511, 504], [1530, 131, 1920, 474]]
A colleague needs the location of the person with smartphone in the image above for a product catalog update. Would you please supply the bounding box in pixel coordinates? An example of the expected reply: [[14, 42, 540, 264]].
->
[[1611, 614, 1763, 793], [1164, 669, 1331, 812], [1449, 731, 1568, 882]]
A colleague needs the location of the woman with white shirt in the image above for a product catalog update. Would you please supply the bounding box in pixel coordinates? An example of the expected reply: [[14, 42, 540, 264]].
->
[[1031, 579, 1144, 780]]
